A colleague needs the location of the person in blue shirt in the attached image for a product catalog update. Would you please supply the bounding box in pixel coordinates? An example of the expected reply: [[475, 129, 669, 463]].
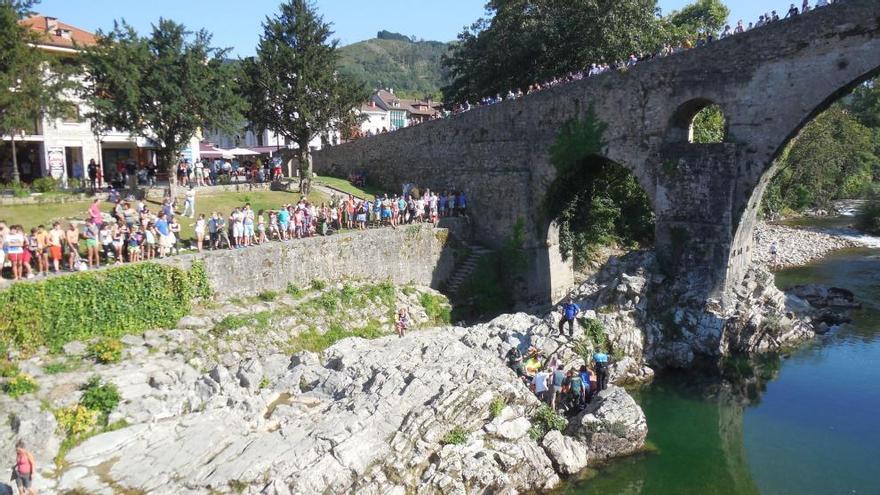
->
[[457, 191, 467, 216], [593, 351, 610, 392], [558, 300, 581, 336], [579, 365, 592, 405]]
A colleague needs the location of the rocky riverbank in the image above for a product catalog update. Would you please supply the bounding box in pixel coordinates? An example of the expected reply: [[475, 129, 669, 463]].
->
[[0, 284, 648, 494], [752, 222, 857, 269]]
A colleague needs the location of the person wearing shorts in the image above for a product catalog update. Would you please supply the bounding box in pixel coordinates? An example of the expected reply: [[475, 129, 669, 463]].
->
[[13, 439, 36, 495], [48, 222, 64, 273], [5, 225, 26, 280], [65, 224, 80, 271]]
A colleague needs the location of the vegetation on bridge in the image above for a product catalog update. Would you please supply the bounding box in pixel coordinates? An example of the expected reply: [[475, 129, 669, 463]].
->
[[546, 112, 655, 269]]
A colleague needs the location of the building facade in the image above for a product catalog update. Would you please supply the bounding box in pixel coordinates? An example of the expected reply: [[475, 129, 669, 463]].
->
[[1, 15, 201, 185]]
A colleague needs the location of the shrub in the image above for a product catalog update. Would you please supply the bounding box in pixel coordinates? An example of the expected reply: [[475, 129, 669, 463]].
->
[[285, 284, 303, 298], [420, 293, 452, 325], [440, 426, 469, 445], [310, 279, 327, 291], [257, 290, 279, 302], [489, 397, 506, 419], [54, 404, 98, 436], [4, 373, 38, 398], [67, 178, 82, 190], [858, 198, 880, 235], [89, 338, 123, 364], [31, 177, 58, 193], [528, 405, 568, 440], [79, 376, 120, 422], [0, 359, 19, 378], [0, 262, 211, 353]]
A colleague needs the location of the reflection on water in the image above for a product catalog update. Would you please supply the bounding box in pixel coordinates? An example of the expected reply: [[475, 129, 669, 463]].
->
[[565, 246, 880, 495]]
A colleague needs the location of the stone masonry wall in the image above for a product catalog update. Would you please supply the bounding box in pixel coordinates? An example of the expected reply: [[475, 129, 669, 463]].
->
[[314, 1, 880, 307], [161, 224, 456, 299]]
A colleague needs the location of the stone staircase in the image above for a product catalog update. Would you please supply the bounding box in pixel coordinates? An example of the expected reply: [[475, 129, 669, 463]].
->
[[445, 243, 493, 295]]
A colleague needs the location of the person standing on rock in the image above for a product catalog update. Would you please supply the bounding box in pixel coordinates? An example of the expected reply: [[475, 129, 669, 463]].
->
[[550, 365, 566, 411], [567, 369, 586, 410], [593, 352, 610, 392], [769, 241, 779, 269], [12, 439, 36, 495], [506, 346, 524, 377], [579, 365, 593, 403], [533, 368, 551, 404], [558, 300, 581, 336]]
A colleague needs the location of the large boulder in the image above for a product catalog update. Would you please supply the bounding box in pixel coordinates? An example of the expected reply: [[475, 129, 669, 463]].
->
[[569, 387, 648, 461]]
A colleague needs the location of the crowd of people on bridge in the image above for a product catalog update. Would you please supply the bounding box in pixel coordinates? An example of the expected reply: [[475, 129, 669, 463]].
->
[[448, 0, 841, 114], [0, 184, 469, 281]]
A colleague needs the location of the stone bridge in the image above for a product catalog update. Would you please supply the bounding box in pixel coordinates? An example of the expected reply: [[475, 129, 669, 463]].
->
[[315, 1, 880, 307]]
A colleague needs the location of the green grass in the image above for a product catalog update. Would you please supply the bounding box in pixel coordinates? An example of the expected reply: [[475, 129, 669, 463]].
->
[[314, 175, 385, 199], [0, 190, 329, 246], [288, 320, 386, 354], [419, 293, 452, 325], [212, 311, 273, 335], [43, 360, 77, 375]]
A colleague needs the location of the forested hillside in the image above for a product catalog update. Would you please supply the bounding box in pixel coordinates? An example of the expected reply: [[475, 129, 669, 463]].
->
[[338, 31, 449, 99]]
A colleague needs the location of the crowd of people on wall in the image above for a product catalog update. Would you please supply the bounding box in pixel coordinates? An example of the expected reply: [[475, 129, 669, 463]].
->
[[0, 185, 469, 281]]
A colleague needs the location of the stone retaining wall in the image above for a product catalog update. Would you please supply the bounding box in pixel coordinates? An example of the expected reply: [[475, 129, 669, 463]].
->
[[161, 223, 458, 299]]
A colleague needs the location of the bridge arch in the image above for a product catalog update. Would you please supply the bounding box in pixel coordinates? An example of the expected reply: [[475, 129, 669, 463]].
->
[[726, 67, 880, 300], [668, 98, 729, 144]]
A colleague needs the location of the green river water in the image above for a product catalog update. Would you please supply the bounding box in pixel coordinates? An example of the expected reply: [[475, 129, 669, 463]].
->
[[563, 238, 880, 494]]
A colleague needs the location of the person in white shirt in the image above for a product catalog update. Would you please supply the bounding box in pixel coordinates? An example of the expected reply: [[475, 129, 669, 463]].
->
[[183, 186, 196, 218], [533, 369, 551, 404]]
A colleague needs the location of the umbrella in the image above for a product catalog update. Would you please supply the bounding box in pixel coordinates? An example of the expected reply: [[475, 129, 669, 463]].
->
[[228, 147, 260, 156]]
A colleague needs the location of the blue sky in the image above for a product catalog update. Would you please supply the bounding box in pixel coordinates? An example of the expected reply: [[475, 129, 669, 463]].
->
[[36, 0, 773, 56]]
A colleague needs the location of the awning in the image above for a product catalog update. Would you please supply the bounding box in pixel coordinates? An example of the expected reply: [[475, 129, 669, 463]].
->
[[227, 147, 260, 156]]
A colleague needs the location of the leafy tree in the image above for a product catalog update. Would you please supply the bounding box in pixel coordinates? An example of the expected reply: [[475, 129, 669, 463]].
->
[[663, 0, 730, 38], [442, 0, 733, 105], [442, 0, 663, 104], [691, 105, 726, 143], [80, 18, 242, 189], [547, 115, 654, 268], [242, 0, 367, 196], [0, 0, 74, 184], [764, 104, 877, 214], [848, 78, 880, 128]]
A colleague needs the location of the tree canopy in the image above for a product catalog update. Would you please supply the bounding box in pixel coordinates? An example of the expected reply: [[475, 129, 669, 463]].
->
[[763, 104, 878, 214], [80, 18, 242, 177], [242, 0, 366, 196], [441, 0, 730, 104], [0, 0, 73, 183]]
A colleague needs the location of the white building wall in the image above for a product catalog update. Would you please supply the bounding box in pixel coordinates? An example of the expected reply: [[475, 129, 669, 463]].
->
[[360, 110, 390, 135]]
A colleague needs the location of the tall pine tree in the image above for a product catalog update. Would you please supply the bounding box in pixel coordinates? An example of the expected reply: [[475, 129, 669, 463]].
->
[[243, 0, 366, 196]]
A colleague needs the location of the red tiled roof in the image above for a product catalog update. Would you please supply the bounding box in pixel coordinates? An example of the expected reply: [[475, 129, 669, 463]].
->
[[19, 15, 97, 49]]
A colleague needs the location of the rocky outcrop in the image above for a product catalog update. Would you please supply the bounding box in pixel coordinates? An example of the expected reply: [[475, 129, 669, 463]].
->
[[566, 250, 816, 369], [1, 311, 647, 494]]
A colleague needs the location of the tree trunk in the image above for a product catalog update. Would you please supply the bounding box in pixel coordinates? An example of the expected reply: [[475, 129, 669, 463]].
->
[[159, 144, 176, 200], [299, 143, 312, 198], [10, 133, 20, 185]]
